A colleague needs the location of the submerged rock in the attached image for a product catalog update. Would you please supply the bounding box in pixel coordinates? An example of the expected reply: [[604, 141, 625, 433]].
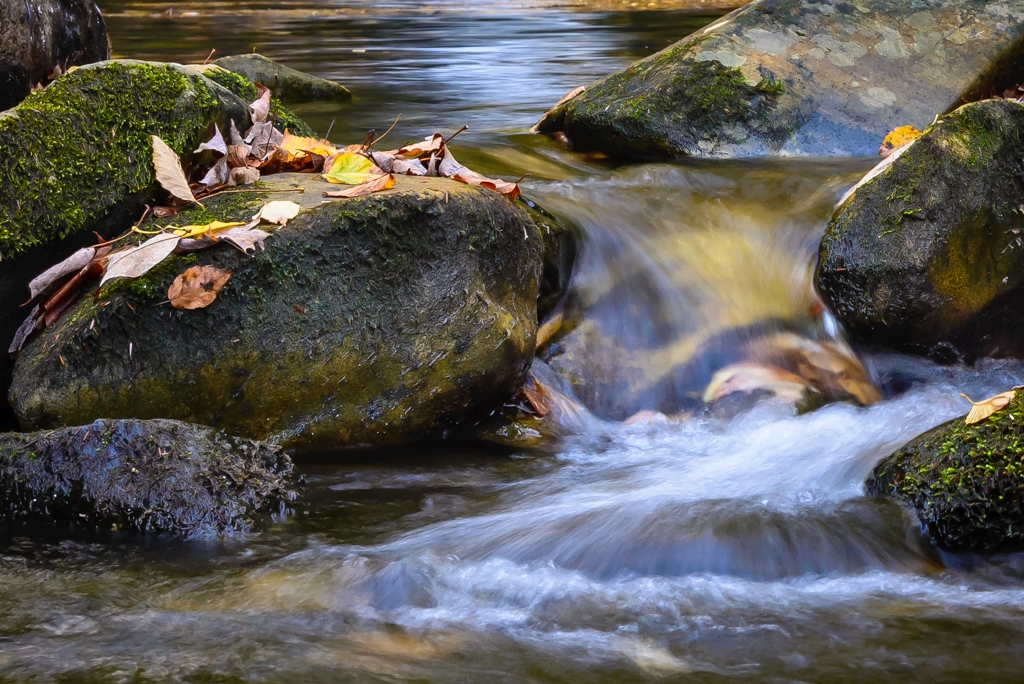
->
[[0, 0, 110, 111], [10, 173, 544, 453], [0, 418, 298, 537], [534, 0, 1024, 158], [817, 99, 1024, 361], [212, 53, 352, 104], [867, 394, 1024, 554]]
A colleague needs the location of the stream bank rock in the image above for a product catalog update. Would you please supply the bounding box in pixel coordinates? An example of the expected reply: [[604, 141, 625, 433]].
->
[[0, 418, 298, 537], [10, 174, 544, 454], [867, 395, 1024, 554], [0, 0, 110, 111], [817, 99, 1024, 361], [534, 0, 1024, 158], [212, 53, 352, 104]]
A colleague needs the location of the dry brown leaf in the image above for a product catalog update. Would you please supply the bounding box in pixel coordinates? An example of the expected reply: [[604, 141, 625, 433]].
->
[[397, 133, 443, 158], [250, 87, 271, 123], [254, 200, 301, 225], [153, 205, 179, 218], [393, 157, 427, 176], [520, 375, 552, 417], [228, 166, 260, 186], [151, 135, 197, 203], [200, 156, 229, 186], [100, 233, 181, 287], [961, 390, 1016, 425], [227, 143, 250, 168], [167, 265, 232, 310], [194, 123, 228, 155], [323, 173, 395, 198], [438, 146, 520, 199], [218, 225, 270, 254], [29, 246, 95, 300], [879, 125, 922, 158]]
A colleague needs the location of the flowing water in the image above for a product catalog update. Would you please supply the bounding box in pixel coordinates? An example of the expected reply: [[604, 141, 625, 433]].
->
[[5, 1, 1024, 681]]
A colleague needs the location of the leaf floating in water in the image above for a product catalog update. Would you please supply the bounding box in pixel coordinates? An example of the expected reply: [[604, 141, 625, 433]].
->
[[254, 200, 301, 225], [151, 135, 197, 203], [323, 173, 395, 198], [167, 265, 232, 310], [100, 233, 181, 287], [879, 125, 921, 158], [961, 390, 1016, 425], [321, 152, 382, 185]]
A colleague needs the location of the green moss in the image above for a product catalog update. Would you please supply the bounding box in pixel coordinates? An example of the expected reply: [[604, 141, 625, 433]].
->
[[0, 62, 223, 259], [204, 67, 317, 138], [868, 395, 1024, 552]]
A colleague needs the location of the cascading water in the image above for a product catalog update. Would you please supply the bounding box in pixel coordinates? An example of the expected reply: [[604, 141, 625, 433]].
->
[[5, 1, 1024, 681]]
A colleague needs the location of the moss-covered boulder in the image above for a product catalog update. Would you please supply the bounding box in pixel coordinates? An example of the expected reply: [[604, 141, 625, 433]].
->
[[534, 0, 1024, 158], [0, 0, 109, 111], [0, 59, 253, 260], [194, 64, 317, 138], [212, 53, 351, 104], [867, 394, 1024, 553], [817, 99, 1024, 361], [9, 173, 544, 454], [0, 418, 298, 537]]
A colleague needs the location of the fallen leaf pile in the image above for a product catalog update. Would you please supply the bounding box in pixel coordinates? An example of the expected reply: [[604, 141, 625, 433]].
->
[[11, 92, 524, 354]]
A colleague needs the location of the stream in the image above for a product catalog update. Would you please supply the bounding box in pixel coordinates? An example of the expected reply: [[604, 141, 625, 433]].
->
[[4, 1, 1024, 681]]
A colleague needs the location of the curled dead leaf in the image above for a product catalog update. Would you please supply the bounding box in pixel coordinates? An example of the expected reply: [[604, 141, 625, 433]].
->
[[254, 200, 301, 225], [323, 173, 395, 198], [961, 390, 1016, 425], [194, 123, 228, 155], [167, 265, 233, 310], [229, 166, 260, 186], [250, 87, 271, 124], [29, 247, 95, 300], [151, 135, 197, 203]]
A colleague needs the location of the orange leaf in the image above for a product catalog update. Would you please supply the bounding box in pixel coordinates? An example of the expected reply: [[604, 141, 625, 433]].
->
[[167, 265, 233, 310], [322, 173, 395, 198], [879, 125, 922, 157]]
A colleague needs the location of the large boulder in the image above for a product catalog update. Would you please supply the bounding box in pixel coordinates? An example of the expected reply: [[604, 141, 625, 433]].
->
[[9, 173, 544, 453], [0, 418, 298, 537], [0, 0, 109, 111], [867, 393, 1024, 554], [212, 53, 352, 104], [534, 0, 1024, 158], [817, 99, 1024, 361]]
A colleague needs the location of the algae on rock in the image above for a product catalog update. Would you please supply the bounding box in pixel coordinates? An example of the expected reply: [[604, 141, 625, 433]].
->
[[0, 418, 299, 537], [817, 99, 1024, 361], [10, 174, 544, 454], [867, 394, 1024, 553]]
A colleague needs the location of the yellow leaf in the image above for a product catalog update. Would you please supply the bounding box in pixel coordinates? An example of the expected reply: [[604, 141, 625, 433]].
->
[[960, 390, 1016, 425], [321, 152, 382, 185], [879, 125, 922, 158], [281, 131, 337, 159], [170, 220, 246, 239]]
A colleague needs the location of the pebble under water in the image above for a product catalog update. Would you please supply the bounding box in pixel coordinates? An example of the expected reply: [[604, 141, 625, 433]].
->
[[4, 2, 1024, 682]]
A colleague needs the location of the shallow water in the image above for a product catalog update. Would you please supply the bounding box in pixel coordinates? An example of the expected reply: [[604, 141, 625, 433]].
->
[[5, 1, 1024, 681]]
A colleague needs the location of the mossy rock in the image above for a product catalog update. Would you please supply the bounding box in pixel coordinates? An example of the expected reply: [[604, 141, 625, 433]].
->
[[867, 394, 1024, 553], [0, 418, 299, 537], [9, 173, 544, 454], [196, 64, 317, 138], [535, 0, 1024, 158], [213, 53, 352, 104], [817, 99, 1024, 361], [0, 59, 252, 260]]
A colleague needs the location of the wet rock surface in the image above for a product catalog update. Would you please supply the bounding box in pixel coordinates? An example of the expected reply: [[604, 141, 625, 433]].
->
[[817, 99, 1024, 361], [0, 418, 298, 537], [212, 53, 352, 104], [0, 0, 110, 111], [10, 173, 544, 454], [535, 0, 1024, 158], [867, 394, 1024, 554]]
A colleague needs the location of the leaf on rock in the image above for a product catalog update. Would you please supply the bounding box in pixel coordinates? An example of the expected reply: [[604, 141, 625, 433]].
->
[[246, 122, 284, 159], [100, 233, 181, 287], [167, 265, 232, 310], [397, 134, 443, 158], [29, 246, 95, 300], [961, 390, 1016, 425], [218, 225, 270, 254], [194, 123, 228, 155], [323, 173, 395, 198], [250, 87, 271, 123], [229, 119, 246, 145], [153, 205, 179, 218], [200, 156, 229, 186], [170, 220, 247, 239], [229, 166, 260, 186], [281, 131, 337, 159], [227, 143, 250, 168], [254, 200, 301, 225], [439, 146, 520, 199], [879, 125, 922, 158], [321, 152, 382, 185], [151, 135, 197, 203], [393, 157, 427, 176]]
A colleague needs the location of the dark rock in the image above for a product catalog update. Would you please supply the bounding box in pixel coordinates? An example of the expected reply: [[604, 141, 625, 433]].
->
[[867, 394, 1024, 553], [534, 0, 1024, 159], [817, 99, 1024, 360], [0, 418, 299, 537], [0, 0, 109, 111], [10, 173, 544, 454], [212, 53, 352, 104]]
